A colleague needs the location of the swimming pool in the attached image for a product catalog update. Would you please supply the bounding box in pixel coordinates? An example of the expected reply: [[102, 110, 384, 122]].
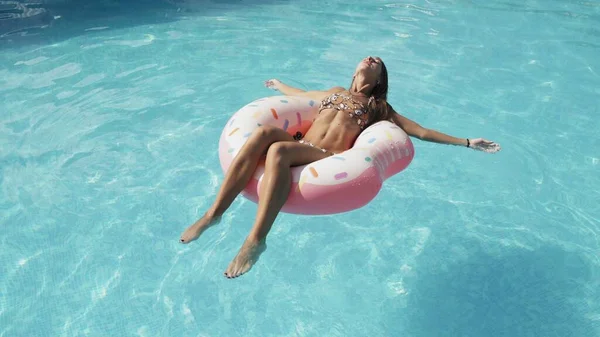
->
[[1, 0, 599, 336]]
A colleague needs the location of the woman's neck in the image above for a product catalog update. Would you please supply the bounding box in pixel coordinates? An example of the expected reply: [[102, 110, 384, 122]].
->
[[349, 75, 375, 97]]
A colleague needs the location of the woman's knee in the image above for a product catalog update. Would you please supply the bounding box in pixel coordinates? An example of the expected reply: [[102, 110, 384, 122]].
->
[[250, 125, 279, 142], [239, 126, 280, 156], [265, 142, 290, 166]]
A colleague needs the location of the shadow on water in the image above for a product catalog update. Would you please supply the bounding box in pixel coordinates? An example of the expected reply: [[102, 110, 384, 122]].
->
[[0, 0, 287, 50], [386, 243, 599, 337]]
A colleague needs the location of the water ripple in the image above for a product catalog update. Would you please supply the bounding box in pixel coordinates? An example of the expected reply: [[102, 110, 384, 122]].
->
[[1, 0, 599, 335]]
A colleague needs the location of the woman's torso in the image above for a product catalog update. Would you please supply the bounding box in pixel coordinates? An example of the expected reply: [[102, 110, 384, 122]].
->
[[302, 90, 370, 153]]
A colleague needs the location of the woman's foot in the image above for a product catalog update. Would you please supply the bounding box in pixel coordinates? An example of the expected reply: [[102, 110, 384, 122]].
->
[[224, 237, 266, 278], [180, 213, 221, 244]]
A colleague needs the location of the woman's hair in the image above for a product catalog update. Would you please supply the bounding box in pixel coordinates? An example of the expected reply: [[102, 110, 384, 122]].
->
[[365, 61, 390, 126], [350, 61, 391, 127]]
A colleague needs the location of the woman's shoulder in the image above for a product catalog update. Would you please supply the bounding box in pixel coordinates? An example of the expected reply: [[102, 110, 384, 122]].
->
[[329, 86, 346, 93]]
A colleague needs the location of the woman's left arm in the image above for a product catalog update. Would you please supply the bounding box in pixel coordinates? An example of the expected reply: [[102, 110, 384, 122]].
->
[[388, 105, 501, 153]]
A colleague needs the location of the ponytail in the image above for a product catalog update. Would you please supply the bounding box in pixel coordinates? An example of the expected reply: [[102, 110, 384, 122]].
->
[[366, 96, 390, 126]]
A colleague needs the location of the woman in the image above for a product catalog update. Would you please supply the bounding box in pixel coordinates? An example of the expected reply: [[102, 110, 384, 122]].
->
[[180, 56, 501, 278]]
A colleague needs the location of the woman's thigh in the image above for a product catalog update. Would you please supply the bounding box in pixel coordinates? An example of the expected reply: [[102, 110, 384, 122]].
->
[[266, 141, 333, 167]]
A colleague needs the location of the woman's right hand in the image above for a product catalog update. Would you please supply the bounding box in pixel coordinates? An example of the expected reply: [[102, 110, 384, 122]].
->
[[265, 79, 282, 91]]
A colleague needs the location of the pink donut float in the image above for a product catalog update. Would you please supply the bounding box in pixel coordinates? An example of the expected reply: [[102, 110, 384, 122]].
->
[[218, 95, 415, 215]]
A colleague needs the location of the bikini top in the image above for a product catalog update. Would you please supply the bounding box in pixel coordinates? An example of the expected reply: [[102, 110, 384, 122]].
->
[[319, 91, 370, 129]]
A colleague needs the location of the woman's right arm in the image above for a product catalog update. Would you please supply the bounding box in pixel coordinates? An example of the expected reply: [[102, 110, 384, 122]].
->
[[265, 79, 344, 99]]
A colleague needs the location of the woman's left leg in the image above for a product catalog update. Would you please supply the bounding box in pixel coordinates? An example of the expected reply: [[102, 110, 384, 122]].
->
[[224, 141, 331, 278]]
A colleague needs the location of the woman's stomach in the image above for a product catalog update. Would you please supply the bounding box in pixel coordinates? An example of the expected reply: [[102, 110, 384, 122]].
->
[[303, 110, 361, 153]]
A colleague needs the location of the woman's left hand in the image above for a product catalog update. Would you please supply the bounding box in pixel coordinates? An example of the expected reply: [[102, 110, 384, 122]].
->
[[469, 138, 501, 153]]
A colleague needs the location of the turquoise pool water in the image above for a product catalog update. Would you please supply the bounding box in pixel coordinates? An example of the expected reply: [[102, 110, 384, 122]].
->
[[1, 0, 599, 336]]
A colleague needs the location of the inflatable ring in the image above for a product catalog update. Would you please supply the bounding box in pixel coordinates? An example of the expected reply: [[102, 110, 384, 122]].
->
[[218, 96, 415, 215]]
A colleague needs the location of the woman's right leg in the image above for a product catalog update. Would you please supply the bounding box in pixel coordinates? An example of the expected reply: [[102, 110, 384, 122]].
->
[[180, 125, 295, 243]]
